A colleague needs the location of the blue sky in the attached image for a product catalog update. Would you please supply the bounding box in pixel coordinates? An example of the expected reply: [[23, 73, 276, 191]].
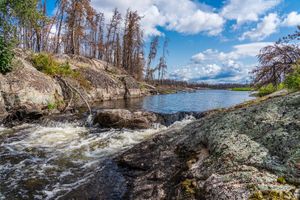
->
[[47, 0, 300, 83]]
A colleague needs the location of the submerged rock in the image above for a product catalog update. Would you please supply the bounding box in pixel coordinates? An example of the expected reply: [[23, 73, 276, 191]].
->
[[73, 92, 300, 200], [93, 109, 158, 129]]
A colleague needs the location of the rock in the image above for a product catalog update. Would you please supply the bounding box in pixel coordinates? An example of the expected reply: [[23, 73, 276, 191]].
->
[[77, 92, 300, 200], [0, 58, 64, 123], [93, 109, 157, 129], [156, 111, 205, 126], [1, 106, 44, 127], [0, 51, 153, 122]]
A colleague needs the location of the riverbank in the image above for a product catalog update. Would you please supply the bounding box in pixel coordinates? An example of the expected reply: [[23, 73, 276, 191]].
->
[[0, 50, 155, 125], [60, 91, 300, 200]]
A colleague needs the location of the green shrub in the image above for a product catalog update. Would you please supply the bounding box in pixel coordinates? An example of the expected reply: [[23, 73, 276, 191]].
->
[[47, 102, 57, 110], [257, 83, 276, 97], [277, 176, 286, 184], [31, 53, 74, 77], [31, 53, 91, 89], [230, 87, 253, 91], [0, 37, 14, 74], [284, 66, 300, 91], [277, 82, 285, 90]]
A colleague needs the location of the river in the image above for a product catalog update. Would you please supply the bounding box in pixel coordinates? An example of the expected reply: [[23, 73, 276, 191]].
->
[[0, 90, 254, 199], [94, 89, 255, 113]]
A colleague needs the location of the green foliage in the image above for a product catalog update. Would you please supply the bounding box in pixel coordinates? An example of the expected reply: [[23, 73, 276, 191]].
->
[[277, 82, 285, 90], [284, 65, 300, 91], [230, 87, 253, 91], [31, 53, 74, 77], [277, 176, 286, 184], [31, 53, 92, 89], [0, 37, 14, 74], [0, 0, 45, 47], [257, 84, 277, 97], [47, 102, 57, 110]]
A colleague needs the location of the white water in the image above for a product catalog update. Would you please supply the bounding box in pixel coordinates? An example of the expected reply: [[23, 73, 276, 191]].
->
[[0, 116, 195, 199]]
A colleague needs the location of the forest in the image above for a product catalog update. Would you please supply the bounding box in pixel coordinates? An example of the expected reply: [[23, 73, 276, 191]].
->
[[0, 0, 168, 82], [0, 0, 300, 92]]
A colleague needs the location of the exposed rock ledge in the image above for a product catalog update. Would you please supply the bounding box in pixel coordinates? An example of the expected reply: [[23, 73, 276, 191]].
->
[[61, 92, 300, 200], [0, 50, 153, 123]]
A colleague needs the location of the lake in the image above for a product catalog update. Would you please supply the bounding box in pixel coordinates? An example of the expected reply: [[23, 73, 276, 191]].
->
[[94, 89, 255, 113]]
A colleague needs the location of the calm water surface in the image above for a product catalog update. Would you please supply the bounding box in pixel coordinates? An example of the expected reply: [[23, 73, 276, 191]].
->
[[95, 89, 255, 113]]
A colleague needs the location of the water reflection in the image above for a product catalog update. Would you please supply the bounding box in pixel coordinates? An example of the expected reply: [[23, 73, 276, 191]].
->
[[94, 90, 255, 113]]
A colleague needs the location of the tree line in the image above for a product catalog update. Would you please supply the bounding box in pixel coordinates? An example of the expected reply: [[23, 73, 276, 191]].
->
[[151, 79, 250, 90], [0, 0, 168, 82]]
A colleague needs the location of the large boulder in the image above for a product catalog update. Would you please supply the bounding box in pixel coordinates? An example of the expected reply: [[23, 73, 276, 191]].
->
[[0, 58, 64, 117], [93, 109, 157, 129]]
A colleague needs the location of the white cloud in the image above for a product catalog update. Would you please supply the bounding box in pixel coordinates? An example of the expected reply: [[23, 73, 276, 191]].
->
[[239, 13, 280, 41], [192, 42, 273, 62], [170, 63, 222, 82], [282, 12, 300, 27], [170, 42, 273, 83], [91, 0, 224, 37], [221, 0, 281, 25], [233, 42, 274, 56], [165, 10, 224, 35]]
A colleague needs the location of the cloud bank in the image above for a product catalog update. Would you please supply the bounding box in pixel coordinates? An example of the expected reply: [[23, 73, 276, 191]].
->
[[169, 42, 273, 83]]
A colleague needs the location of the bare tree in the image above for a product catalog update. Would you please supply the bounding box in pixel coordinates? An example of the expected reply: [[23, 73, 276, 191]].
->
[[105, 8, 122, 64], [96, 12, 105, 60], [122, 10, 143, 76], [252, 44, 300, 87], [157, 38, 169, 82], [146, 36, 159, 81], [65, 0, 95, 55]]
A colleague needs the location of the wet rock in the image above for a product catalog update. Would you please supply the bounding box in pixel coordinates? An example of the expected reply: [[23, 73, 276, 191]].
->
[[58, 159, 127, 200], [156, 111, 205, 126], [99, 92, 300, 200], [93, 109, 157, 129], [2, 106, 44, 127]]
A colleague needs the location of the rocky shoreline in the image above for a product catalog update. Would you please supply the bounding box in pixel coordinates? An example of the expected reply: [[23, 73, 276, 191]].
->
[[59, 91, 300, 200], [1, 52, 299, 200], [0, 50, 155, 125], [0, 51, 200, 126]]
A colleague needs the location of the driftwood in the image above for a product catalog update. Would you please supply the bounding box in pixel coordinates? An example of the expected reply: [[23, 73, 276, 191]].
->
[[55, 76, 91, 115]]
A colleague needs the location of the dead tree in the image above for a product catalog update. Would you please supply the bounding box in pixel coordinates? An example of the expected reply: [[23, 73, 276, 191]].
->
[[252, 44, 300, 87], [146, 36, 159, 81]]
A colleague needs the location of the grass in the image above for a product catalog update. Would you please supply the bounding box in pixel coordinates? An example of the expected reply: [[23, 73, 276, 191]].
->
[[257, 83, 285, 97], [230, 87, 253, 91], [256, 63, 300, 97]]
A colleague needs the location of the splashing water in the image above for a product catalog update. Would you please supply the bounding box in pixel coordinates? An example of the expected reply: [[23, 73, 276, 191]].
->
[[0, 116, 195, 200], [85, 114, 94, 127]]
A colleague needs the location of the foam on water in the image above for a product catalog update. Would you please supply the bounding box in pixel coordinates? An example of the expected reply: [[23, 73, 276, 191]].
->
[[0, 116, 195, 199]]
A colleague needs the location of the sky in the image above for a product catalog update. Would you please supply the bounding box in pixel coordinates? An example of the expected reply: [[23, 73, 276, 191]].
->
[[47, 0, 300, 84]]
